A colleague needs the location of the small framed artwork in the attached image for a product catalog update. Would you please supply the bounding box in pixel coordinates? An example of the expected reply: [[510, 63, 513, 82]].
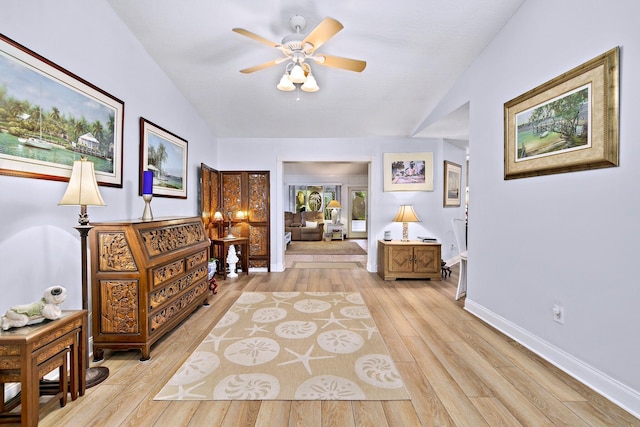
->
[[139, 117, 188, 198], [443, 161, 462, 207], [504, 47, 619, 180], [0, 34, 124, 186], [383, 152, 433, 191]]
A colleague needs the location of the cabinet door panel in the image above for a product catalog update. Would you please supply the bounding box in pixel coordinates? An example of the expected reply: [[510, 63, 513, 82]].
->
[[388, 246, 413, 273], [414, 246, 439, 274]]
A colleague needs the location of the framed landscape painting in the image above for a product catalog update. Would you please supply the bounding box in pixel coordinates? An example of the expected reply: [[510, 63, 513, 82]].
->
[[139, 117, 188, 198], [443, 161, 462, 207], [383, 152, 433, 192], [0, 34, 124, 186], [504, 47, 619, 180]]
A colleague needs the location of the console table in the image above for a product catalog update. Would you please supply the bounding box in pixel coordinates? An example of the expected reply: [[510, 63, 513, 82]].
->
[[377, 240, 442, 280], [210, 237, 249, 280], [0, 310, 87, 427]]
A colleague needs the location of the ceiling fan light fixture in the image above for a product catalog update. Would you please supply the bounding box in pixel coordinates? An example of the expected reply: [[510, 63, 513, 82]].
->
[[301, 73, 319, 92], [277, 74, 296, 91], [289, 64, 307, 83]]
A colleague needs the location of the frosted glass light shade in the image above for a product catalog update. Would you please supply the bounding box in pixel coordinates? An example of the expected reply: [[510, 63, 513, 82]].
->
[[289, 64, 307, 83], [301, 73, 319, 92], [277, 74, 295, 91]]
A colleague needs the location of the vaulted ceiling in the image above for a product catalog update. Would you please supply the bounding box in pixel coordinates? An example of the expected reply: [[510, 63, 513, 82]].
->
[[106, 0, 524, 141]]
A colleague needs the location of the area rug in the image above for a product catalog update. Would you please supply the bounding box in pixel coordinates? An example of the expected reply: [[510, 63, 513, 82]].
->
[[286, 241, 367, 255], [291, 262, 363, 269], [154, 292, 410, 401]]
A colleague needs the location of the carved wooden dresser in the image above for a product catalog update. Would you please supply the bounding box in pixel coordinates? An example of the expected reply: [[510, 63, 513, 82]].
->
[[89, 217, 210, 361]]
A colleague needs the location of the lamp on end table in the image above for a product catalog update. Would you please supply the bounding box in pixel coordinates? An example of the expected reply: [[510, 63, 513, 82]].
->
[[392, 205, 421, 242], [326, 199, 342, 224], [58, 157, 110, 388]]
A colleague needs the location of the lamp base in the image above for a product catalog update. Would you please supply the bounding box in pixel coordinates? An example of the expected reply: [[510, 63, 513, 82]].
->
[[142, 194, 153, 221], [401, 222, 410, 241], [86, 366, 110, 388]]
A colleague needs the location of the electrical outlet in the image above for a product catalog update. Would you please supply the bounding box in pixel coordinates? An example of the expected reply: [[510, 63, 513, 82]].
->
[[450, 243, 455, 251], [552, 304, 564, 324]]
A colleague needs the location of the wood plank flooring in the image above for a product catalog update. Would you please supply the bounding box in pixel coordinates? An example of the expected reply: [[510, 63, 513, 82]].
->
[[16, 261, 640, 426]]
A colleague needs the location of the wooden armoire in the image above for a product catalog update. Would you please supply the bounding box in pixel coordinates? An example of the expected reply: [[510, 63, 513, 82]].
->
[[200, 164, 270, 271]]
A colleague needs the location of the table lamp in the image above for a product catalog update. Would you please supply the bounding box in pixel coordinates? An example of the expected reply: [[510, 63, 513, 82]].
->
[[58, 157, 110, 388], [392, 205, 421, 242], [326, 199, 342, 224]]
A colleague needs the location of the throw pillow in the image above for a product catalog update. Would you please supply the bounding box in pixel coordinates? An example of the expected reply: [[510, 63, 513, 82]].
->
[[305, 221, 318, 228]]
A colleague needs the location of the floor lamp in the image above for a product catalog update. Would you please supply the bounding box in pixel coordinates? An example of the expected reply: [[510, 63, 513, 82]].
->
[[58, 157, 110, 388]]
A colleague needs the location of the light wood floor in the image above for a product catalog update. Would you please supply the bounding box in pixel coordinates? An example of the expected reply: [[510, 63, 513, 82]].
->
[[21, 262, 640, 426]]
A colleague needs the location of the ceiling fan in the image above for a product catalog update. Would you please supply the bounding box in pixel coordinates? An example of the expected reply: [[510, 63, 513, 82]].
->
[[232, 15, 366, 92]]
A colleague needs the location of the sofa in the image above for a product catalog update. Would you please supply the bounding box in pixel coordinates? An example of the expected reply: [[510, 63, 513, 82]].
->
[[284, 211, 324, 241]]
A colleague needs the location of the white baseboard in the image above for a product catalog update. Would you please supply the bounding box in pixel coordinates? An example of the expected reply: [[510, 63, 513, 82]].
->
[[464, 298, 640, 418], [445, 256, 461, 266]]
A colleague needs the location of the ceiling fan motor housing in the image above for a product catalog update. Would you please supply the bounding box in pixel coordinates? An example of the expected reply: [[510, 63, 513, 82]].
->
[[289, 15, 307, 32]]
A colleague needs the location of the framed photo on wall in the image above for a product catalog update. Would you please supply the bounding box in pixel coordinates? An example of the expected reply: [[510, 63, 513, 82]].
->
[[504, 47, 619, 179], [443, 161, 462, 207], [0, 34, 124, 186], [383, 152, 433, 191], [139, 117, 188, 198]]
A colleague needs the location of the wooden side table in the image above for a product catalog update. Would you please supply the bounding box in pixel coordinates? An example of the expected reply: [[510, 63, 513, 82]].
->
[[325, 223, 345, 240], [0, 310, 87, 427], [210, 237, 249, 280]]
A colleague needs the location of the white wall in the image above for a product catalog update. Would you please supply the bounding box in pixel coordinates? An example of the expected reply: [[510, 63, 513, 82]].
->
[[217, 137, 467, 271], [431, 0, 640, 415], [0, 1, 217, 316]]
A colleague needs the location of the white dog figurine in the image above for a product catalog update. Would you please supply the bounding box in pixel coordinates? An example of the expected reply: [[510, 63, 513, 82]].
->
[[1, 286, 67, 330]]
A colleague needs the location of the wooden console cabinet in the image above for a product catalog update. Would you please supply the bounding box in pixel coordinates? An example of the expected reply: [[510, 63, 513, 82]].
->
[[377, 240, 442, 281], [89, 217, 210, 361]]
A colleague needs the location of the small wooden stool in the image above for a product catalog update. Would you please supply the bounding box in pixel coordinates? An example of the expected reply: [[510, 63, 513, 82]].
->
[[37, 347, 71, 408], [0, 346, 70, 425]]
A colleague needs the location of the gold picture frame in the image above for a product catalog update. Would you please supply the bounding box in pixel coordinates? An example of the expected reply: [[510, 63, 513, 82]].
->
[[504, 47, 619, 180]]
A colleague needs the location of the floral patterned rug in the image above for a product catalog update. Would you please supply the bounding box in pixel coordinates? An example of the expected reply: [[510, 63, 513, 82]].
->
[[154, 292, 410, 401]]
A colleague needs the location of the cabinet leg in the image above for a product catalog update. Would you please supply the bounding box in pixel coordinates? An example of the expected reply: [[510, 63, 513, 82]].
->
[[140, 348, 150, 361]]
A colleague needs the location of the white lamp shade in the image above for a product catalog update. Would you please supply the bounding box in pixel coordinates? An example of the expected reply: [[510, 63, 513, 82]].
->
[[301, 73, 319, 92], [392, 205, 421, 223], [289, 64, 307, 83], [277, 74, 295, 91], [59, 159, 105, 206]]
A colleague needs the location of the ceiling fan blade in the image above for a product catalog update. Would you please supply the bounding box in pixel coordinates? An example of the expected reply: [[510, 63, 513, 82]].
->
[[239, 59, 281, 74], [312, 54, 366, 72], [232, 28, 280, 48], [302, 17, 343, 51]]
